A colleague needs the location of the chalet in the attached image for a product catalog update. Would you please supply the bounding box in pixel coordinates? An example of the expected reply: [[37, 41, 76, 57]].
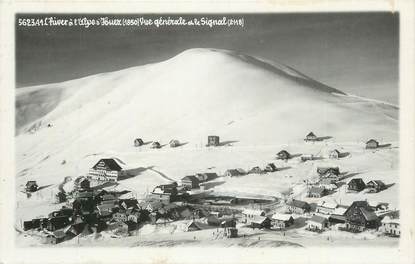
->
[[301, 154, 314, 162], [329, 149, 341, 159], [143, 200, 163, 213], [379, 216, 400, 237], [307, 215, 328, 231], [343, 201, 379, 232], [126, 208, 141, 223], [54, 191, 67, 204], [134, 138, 144, 147], [317, 167, 340, 177], [316, 201, 338, 215], [250, 216, 271, 229], [207, 135, 220, 147], [186, 220, 203, 232], [248, 166, 264, 174], [151, 182, 178, 203], [207, 215, 236, 228], [151, 141, 161, 149], [264, 163, 278, 172], [304, 132, 317, 142], [195, 173, 218, 182], [96, 203, 116, 218], [366, 139, 379, 149], [224, 169, 244, 177], [169, 139, 180, 147], [276, 150, 291, 160], [328, 214, 347, 225], [46, 216, 70, 231], [225, 227, 238, 238], [181, 175, 200, 189], [48, 208, 73, 219], [25, 181, 38, 192], [286, 199, 311, 214], [113, 211, 128, 222], [347, 178, 366, 192], [365, 180, 386, 193], [87, 158, 125, 182], [100, 194, 118, 205], [271, 213, 294, 229], [308, 187, 327, 198], [241, 209, 266, 224], [119, 199, 139, 210]]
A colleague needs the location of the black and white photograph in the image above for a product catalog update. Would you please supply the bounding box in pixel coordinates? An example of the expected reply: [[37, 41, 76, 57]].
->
[[1, 2, 415, 263]]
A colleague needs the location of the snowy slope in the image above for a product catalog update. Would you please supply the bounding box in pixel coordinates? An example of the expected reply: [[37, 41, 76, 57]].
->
[[15, 48, 399, 222]]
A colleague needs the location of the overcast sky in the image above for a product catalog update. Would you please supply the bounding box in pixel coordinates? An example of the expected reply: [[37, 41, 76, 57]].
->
[[16, 13, 399, 104]]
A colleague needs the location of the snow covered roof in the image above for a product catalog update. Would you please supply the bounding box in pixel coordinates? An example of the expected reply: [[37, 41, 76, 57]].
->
[[271, 213, 293, 221], [251, 216, 269, 224], [309, 215, 327, 224], [332, 207, 347, 215], [92, 158, 123, 171], [242, 209, 265, 216], [360, 208, 378, 221], [381, 216, 400, 224], [316, 201, 338, 209]]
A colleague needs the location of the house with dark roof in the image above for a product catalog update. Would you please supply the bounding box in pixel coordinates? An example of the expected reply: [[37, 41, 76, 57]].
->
[[366, 139, 379, 149], [366, 180, 387, 192], [343, 201, 379, 232], [308, 187, 328, 198], [271, 213, 294, 229], [151, 141, 161, 149], [207, 135, 220, 146], [181, 175, 200, 189], [134, 138, 144, 147], [276, 150, 291, 160], [347, 178, 366, 192], [250, 216, 271, 229], [25, 181, 38, 192], [264, 163, 278, 172], [286, 199, 311, 214], [46, 216, 70, 231], [87, 158, 126, 182], [304, 132, 317, 142], [329, 149, 341, 159], [307, 215, 329, 231], [224, 169, 244, 177], [317, 167, 340, 177]]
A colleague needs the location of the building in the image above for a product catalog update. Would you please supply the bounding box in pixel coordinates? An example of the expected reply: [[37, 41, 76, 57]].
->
[[113, 212, 128, 222], [286, 199, 311, 214], [366, 139, 379, 149], [151, 141, 161, 149], [241, 209, 266, 224], [308, 187, 328, 198], [316, 201, 338, 215], [96, 203, 117, 218], [225, 227, 238, 238], [134, 138, 144, 147], [87, 158, 126, 182], [347, 178, 366, 192], [46, 216, 70, 231], [366, 180, 387, 193], [307, 215, 329, 231], [169, 139, 180, 147], [207, 135, 220, 146], [329, 149, 341, 159], [304, 132, 317, 141], [276, 150, 291, 160], [317, 167, 340, 177], [301, 154, 314, 162], [379, 216, 400, 237], [250, 216, 271, 229], [195, 173, 218, 182], [25, 181, 38, 192], [264, 163, 278, 172], [343, 201, 379, 232], [207, 215, 236, 228], [54, 191, 67, 204], [181, 175, 200, 189], [248, 166, 264, 174], [271, 213, 294, 229], [224, 169, 244, 177], [186, 220, 203, 232], [150, 182, 178, 203]]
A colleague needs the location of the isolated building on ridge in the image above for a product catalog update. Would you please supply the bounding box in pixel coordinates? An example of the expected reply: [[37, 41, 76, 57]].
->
[[207, 135, 220, 147], [366, 139, 379, 149]]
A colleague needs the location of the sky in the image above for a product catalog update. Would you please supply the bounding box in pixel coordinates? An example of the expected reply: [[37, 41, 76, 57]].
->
[[16, 13, 399, 104]]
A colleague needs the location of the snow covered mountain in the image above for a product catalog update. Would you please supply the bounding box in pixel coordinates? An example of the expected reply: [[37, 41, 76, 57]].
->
[[15, 48, 398, 190]]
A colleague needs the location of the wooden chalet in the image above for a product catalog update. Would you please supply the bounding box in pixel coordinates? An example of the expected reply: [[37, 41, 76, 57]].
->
[[186, 220, 203, 232], [181, 175, 200, 189], [343, 201, 379, 232], [169, 139, 180, 147], [207, 135, 220, 146], [317, 167, 340, 177], [250, 216, 271, 229], [329, 149, 341, 159], [151, 141, 161, 149], [271, 213, 294, 229], [241, 209, 266, 225], [276, 150, 291, 160], [304, 132, 317, 142], [248, 166, 264, 174], [134, 138, 144, 147], [87, 158, 125, 182], [224, 169, 245, 177], [347, 178, 366, 192], [308, 186, 328, 198], [366, 180, 387, 192], [25, 181, 38, 192], [366, 139, 379, 149], [46, 216, 70, 231], [307, 215, 329, 231], [380, 216, 400, 237], [264, 163, 278, 172], [286, 199, 311, 214]]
